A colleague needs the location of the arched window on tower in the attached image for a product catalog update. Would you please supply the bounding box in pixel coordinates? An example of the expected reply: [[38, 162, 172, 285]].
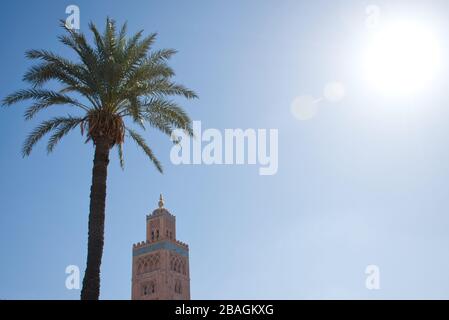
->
[[156, 230, 159, 239], [151, 231, 154, 241], [143, 281, 155, 296], [154, 255, 160, 269], [173, 261, 178, 272], [137, 261, 143, 274], [175, 280, 182, 294]]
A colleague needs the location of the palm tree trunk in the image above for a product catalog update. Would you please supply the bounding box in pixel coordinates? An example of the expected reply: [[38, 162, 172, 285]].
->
[[81, 138, 110, 300]]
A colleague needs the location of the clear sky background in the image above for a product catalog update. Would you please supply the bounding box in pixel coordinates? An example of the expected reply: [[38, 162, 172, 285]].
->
[[1, 0, 449, 299]]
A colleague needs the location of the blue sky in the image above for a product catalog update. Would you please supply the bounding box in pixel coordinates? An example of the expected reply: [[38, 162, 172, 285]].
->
[[1, 0, 449, 299]]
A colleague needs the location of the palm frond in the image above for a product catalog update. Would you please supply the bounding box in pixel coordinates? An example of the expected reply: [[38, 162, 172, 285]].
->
[[126, 128, 162, 173], [142, 79, 198, 99], [117, 22, 128, 50], [22, 116, 82, 157], [103, 17, 117, 58], [47, 116, 85, 153], [126, 96, 145, 130], [148, 49, 177, 63], [139, 98, 193, 136], [3, 89, 88, 118], [117, 143, 124, 169]]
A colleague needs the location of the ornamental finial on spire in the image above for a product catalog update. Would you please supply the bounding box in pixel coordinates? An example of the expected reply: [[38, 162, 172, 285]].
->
[[158, 193, 164, 208]]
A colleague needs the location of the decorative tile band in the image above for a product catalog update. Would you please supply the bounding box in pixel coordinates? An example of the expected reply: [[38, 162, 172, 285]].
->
[[133, 240, 189, 257]]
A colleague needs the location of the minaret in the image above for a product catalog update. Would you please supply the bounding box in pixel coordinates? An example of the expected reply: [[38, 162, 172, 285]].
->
[[131, 194, 190, 300]]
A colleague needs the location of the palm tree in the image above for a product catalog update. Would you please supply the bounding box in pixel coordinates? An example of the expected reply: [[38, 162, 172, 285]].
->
[[2, 18, 197, 300]]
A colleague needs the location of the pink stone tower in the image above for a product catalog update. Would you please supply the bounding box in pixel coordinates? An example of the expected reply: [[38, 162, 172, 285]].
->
[[131, 194, 190, 300]]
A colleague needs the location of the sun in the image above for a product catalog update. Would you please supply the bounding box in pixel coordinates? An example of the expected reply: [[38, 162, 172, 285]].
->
[[363, 20, 442, 96]]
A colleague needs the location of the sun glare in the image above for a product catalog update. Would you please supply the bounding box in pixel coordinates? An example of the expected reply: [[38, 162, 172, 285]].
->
[[363, 21, 442, 96]]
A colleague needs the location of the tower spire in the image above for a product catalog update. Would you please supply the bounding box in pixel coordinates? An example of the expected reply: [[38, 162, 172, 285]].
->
[[158, 193, 164, 209]]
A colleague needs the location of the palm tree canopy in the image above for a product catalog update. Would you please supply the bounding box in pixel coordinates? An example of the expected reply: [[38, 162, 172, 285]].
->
[[2, 18, 197, 173]]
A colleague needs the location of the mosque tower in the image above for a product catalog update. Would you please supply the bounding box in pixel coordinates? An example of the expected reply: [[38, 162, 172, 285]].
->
[[131, 195, 190, 300]]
